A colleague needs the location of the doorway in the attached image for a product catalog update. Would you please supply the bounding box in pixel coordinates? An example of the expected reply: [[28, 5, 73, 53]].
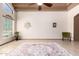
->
[[74, 14, 79, 41]]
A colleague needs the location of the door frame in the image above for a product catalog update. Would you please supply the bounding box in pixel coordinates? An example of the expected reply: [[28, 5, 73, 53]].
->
[[74, 13, 79, 41]]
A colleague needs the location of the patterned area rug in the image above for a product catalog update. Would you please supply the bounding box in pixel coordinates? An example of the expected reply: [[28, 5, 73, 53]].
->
[[7, 43, 71, 56]]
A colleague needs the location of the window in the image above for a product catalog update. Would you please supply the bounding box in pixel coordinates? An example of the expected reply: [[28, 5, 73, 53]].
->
[[1, 3, 14, 37], [3, 17, 13, 37], [2, 3, 13, 14]]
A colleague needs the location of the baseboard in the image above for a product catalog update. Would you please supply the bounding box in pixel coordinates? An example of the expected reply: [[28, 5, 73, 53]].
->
[[22, 38, 61, 40], [0, 39, 15, 46], [21, 37, 62, 40]]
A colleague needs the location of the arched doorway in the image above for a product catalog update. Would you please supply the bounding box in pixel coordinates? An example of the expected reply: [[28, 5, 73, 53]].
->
[[74, 14, 79, 41]]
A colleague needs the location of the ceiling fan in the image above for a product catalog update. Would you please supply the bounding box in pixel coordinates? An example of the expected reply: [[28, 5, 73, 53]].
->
[[29, 3, 53, 11]]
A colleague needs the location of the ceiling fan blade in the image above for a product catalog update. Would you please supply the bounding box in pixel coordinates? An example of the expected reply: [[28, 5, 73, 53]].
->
[[43, 3, 52, 7]]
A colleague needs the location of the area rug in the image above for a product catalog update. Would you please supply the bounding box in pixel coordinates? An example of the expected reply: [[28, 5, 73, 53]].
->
[[7, 43, 71, 56]]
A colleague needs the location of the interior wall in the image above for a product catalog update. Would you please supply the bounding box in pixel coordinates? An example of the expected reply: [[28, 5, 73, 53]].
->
[[17, 11, 68, 39], [68, 5, 79, 40]]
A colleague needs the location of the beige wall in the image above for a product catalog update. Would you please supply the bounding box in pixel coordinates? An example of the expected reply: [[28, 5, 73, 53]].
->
[[17, 11, 68, 39]]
